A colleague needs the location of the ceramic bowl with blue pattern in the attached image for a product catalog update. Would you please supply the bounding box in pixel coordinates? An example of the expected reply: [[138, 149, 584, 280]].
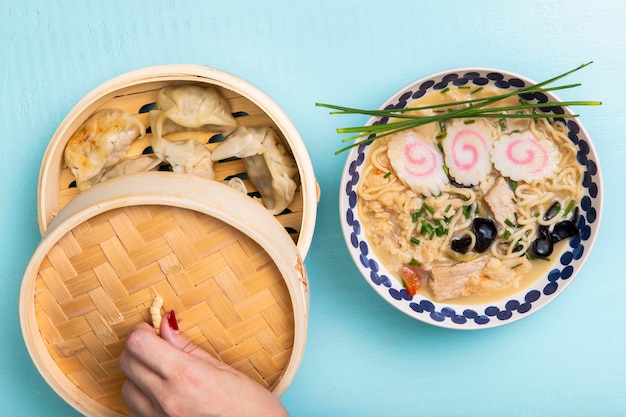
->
[[339, 68, 602, 329]]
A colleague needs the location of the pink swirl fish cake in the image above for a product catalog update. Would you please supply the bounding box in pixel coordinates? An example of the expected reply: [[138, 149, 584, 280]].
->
[[491, 130, 560, 182], [387, 130, 449, 196], [442, 120, 495, 186]]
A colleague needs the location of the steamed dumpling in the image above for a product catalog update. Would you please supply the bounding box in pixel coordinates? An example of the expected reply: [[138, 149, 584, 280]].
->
[[100, 154, 161, 182], [149, 111, 215, 178], [211, 126, 298, 215], [211, 125, 265, 159], [64, 109, 146, 191], [147, 84, 239, 180], [150, 84, 237, 139]]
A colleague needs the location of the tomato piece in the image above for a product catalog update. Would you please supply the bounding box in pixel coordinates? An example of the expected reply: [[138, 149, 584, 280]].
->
[[401, 266, 423, 296]]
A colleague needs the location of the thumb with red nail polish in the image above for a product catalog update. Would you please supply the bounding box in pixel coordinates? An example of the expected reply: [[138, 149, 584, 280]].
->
[[121, 309, 290, 416], [158, 310, 216, 363], [159, 310, 179, 337], [166, 310, 179, 331]]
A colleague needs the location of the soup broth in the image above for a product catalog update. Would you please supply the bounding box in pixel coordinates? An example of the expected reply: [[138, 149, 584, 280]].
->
[[357, 86, 583, 303]]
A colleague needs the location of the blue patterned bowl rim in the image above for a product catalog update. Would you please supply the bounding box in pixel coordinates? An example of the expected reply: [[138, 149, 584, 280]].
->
[[338, 67, 603, 330]]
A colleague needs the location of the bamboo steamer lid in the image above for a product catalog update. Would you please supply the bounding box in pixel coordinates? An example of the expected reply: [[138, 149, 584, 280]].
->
[[20, 172, 309, 417], [37, 64, 319, 257]]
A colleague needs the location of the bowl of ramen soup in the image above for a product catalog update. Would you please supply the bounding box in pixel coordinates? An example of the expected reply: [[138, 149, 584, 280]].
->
[[339, 67, 602, 329]]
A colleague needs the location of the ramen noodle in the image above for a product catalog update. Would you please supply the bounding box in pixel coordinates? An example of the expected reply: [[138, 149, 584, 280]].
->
[[357, 85, 583, 302]]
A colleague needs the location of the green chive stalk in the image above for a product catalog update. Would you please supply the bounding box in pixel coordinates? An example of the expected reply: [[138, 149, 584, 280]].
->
[[317, 62, 601, 154]]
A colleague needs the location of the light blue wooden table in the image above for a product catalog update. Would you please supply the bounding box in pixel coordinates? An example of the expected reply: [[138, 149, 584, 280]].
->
[[1, 1, 624, 416]]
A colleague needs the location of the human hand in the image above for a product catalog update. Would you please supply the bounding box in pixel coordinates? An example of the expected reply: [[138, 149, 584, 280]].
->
[[120, 311, 290, 417]]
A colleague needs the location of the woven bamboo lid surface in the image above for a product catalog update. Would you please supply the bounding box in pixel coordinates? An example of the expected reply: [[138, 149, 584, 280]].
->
[[37, 64, 318, 256], [20, 173, 308, 417]]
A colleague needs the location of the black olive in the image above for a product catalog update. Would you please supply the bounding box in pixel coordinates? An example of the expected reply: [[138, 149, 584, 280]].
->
[[474, 238, 491, 253], [473, 218, 497, 240], [451, 235, 472, 254], [550, 220, 579, 243], [472, 218, 497, 253], [537, 225, 550, 240], [544, 201, 561, 221], [532, 237, 553, 258]]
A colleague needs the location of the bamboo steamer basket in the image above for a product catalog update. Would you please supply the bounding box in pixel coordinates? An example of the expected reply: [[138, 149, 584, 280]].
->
[[20, 173, 309, 417], [21, 65, 317, 416], [37, 64, 318, 256]]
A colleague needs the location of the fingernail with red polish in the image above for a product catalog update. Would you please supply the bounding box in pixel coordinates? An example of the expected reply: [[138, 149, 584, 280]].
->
[[167, 310, 179, 331]]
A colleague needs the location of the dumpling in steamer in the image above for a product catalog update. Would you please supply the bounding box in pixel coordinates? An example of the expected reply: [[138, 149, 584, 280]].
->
[[149, 112, 215, 178], [147, 85, 239, 180], [64, 109, 146, 191], [100, 154, 161, 182], [211, 126, 298, 215], [150, 84, 238, 140]]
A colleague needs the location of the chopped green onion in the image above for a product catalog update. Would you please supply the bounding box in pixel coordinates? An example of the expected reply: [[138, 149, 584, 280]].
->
[[444, 204, 452, 213], [503, 230, 512, 240], [410, 237, 421, 245], [422, 203, 435, 214], [526, 252, 551, 262], [511, 263, 523, 269], [409, 258, 422, 266], [440, 87, 450, 94], [564, 199, 576, 216], [471, 86, 484, 95], [420, 220, 434, 235], [504, 218, 516, 228], [464, 119, 476, 125], [412, 211, 420, 223], [383, 171, 392, 178]]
